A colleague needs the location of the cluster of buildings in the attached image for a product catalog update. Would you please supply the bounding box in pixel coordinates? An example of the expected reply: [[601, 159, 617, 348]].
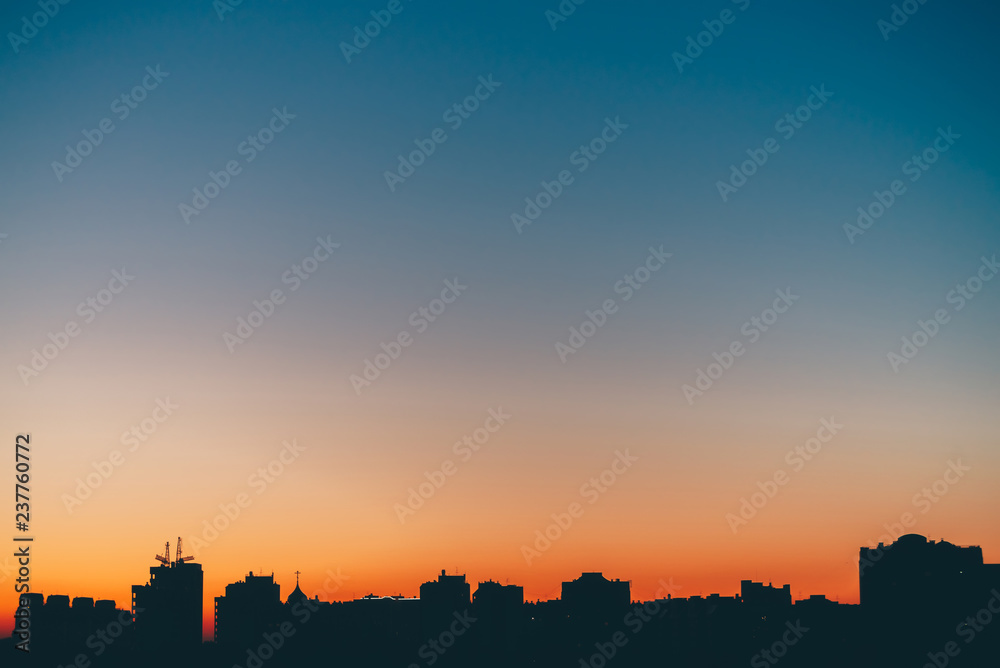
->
[[8, 533, 1000, 667]]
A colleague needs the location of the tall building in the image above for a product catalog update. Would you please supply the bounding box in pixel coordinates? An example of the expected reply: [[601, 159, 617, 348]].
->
[[132, 540, 203, 650], [214, 571, 282, 647]]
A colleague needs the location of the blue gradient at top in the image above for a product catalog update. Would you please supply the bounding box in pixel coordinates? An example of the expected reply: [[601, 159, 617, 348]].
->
[[0, 0, 998, 403]]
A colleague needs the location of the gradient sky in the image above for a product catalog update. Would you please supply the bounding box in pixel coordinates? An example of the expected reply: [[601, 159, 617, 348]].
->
[[2, 0, 999, 639]]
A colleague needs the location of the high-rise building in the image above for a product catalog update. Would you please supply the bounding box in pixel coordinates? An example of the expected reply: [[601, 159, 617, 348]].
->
[[132, 541, 203, 650]]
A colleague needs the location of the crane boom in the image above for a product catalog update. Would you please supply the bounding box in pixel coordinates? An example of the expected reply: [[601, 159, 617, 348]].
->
[[176, 536, 193, 562], [155, 540, 170, 565]]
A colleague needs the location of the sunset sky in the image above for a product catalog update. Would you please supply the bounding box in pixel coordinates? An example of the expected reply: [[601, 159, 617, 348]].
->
[[2, 0, 999, 640]]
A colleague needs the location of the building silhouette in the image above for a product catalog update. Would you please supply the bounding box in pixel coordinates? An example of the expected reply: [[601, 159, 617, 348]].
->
[[561, 571, 630, 621], [7, 593, 129, 665], [472, 579, 524, 653], [7, 532, 1000, 668], [860, 533, 994, 613], [418, 569, 471, 637], [131, 539, 203, 652], [740, 579, 792, 610], [214, 571, 282, 647]]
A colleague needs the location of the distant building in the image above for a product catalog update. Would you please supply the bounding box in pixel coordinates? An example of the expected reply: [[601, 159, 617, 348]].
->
[[286, 575, 308, 608], [473, 580, 524, 650], [214, 571, 282, 646], [420, 569, 471, 609], [7, 593, 126, 655], [740, 580, 791, 609], [561, 572, 630, 622], [859, 533, 998, 614], [419, 570, 471, 636]]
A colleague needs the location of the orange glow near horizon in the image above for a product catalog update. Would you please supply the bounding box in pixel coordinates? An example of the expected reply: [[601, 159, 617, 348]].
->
[[3, 346, 1000, 640]]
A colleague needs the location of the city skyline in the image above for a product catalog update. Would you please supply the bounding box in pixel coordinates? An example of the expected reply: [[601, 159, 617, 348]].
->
[[5, 529, 998, 641], [8, 531, 1000, 666]]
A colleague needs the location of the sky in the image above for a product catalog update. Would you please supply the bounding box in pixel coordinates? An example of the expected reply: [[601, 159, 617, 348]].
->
[[1, 0, 999, 640]]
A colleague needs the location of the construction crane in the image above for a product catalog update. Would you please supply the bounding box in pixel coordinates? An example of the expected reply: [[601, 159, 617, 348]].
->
[[155, 540, 170, 565], [175, 537, 193, 563]]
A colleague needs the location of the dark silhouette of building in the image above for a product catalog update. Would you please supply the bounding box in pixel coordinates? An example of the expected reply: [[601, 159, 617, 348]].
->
[[214, 571, 282, 647], [419, 569, 471, 610], [561, 571, 630, 619], [8, 532, 1000, 668], [740, 579, 792, 609], [131, 540, 203, 651], [6, 593, 131, 666], [860, 533, 992, 612], [472, 579, 523, 653], [418, 569, 471, 637], [858, 533, 1000, 666], [285, 571, 308, 607]]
